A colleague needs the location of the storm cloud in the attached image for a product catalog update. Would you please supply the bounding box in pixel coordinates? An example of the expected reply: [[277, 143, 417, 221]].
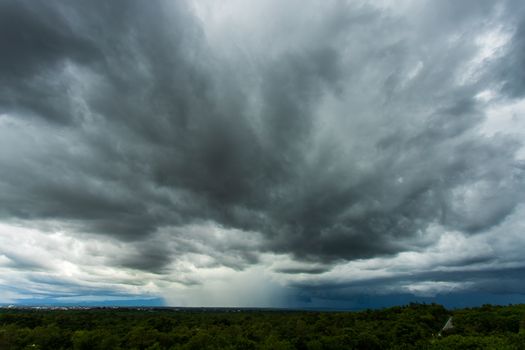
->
[[1, 0, 525, 307]]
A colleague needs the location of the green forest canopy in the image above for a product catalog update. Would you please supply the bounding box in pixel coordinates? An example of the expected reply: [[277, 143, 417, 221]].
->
[[1, 303, 524, 349]]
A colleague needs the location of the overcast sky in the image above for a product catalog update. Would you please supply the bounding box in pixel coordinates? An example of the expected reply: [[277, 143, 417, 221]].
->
[[1, 0, 525, 308]]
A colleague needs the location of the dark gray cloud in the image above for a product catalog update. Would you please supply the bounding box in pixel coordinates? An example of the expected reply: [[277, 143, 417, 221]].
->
[[275, 266, 331, 275], [0, 1, 99, 77], [288, 265, 525, 304], [0, 0, 524, 283], [497, 1, 525, 98], [0, 1, 101, 124]]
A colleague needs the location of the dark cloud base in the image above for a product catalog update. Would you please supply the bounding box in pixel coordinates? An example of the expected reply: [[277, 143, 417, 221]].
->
[[287, 292, 525, 310]]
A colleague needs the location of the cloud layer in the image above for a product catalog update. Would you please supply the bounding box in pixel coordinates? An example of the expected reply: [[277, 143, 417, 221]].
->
[[1, 0, 525, 307]]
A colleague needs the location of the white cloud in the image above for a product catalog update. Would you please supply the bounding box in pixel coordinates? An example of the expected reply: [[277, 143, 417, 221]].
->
[[480, 97, 525, 158]]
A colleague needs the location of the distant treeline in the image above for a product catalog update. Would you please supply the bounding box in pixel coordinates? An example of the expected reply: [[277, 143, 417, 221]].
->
[[1, 303, 524, 349]]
